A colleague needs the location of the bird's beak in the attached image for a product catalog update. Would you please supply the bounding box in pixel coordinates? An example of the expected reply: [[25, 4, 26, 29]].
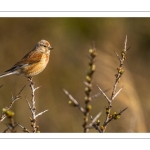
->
[[49, 46, 53, 50]]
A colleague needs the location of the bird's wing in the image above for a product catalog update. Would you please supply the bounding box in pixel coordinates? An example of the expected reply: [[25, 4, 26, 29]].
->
[[5, 51, 43, 72], [17, 50, 43, 65]]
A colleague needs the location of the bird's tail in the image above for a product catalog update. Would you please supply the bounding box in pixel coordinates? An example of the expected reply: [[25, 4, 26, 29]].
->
[[0, 71, 17, 78]]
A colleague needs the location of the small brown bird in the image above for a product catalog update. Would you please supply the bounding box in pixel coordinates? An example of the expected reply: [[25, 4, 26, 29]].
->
[[0, 40, 53, 78]]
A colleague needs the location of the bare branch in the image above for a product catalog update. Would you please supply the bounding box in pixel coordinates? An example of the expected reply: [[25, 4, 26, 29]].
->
[[114, 50, 121, 62], [92, 110, 103, 124], [118, 107, 128, 115], [25, 97, 31, 110], [0, 86, 26, 123], [97, 85, 111, 103], [0, 115, 6, 123], [17, 123, 30, 133], [35, 109, 49, 118], [124, 35, 127, 52], [2, 127, 10, 133], [63, 89, 85, 114], [103, 107, 128, 127], [112, 86, 124, 100], [2, 119, 17, 133], [83, 81, 92, 87], [91, 88, 111, 100], [34, 86, 41, 91], [17, 85, 26, 96], [87, 110, 103, 129], [28, 77, 37, 133], [82, 45, 97, 133], [86, 111, 103, 133], [101, 36, 128, 132]]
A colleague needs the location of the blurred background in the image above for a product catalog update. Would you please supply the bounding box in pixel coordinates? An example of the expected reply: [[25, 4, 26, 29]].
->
[[0, 18, 149, 132]]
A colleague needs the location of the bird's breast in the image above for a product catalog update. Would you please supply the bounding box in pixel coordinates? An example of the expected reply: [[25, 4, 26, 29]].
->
[[19, 53, 50, 77], [42, 53, 50, 64]]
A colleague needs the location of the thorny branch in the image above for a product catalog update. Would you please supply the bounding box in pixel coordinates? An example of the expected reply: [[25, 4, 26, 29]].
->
[[63, 88, 103, 133], [86, 110, 103, 133], [64, 36, 129, 133], [2, 109, 17, 133], [98, 36, 129, 132], [0, 85, 26, 123], [63, 89, 85, 114], [28, 77, 39, 133], [83, 43, 97, 132], [35, 109, 49, 118], [97, 86, 111, 103], [91, 88, 111, 99], [103, 107, 128, 127], [3, 122, 18, 133], [64, 44, 100, 133], [17, 123, 30, 133], [27, 77, 48, 133]]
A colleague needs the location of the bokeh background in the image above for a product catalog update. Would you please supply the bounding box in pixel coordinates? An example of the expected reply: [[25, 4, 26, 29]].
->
[[0, 18, 150, 132]]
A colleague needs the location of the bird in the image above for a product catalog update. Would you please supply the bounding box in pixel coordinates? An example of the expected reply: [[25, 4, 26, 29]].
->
[[0, 39, 53, 79]]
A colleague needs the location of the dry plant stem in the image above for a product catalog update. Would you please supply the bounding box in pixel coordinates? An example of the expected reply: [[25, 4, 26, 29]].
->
[[63, 89, 85, 114], [0, 85, 26, 123], [3, 118, 17, 133], [111, 36, 127, 100], [3, 127, 10, 133], [91, 123, 101, 133], [86, 110, 103, 132], [97, 86, 111, 103], [27, 77, 48, 133], [35, 109, 49, 118], [103, 107, 128, 126], [63, 45, 97, 133], [63, 89, 103, 132], [112, 86, 123, 100], [17, 123, 30, 133], [90, 111, 102, 126], [28, 77, 38, 133], [83, 45, 96, 133], [91, 88, 111, 99], [101, 36, 128, 132]]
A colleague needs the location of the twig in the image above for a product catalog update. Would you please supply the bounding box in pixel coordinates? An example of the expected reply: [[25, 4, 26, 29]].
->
[[0, 85, 26, 123], [9, 85, 26, 109], [35, 109, 49, 118], [97, 86, 111, 103], [28, 77, 38, 133], [17, 123, 30, 133], [25, 97, 31, 110], [86, 110, 103, 132], [83, 44, 97, 132], [91, 88, 111, 100], [91, 110, 103, 125], [63, 89, 85, 114], [112, 86, 124, 100], [100, 36, 128, 132], [114, 50, 121, 61], [103, 107, 128, 127], [27, 77, 48, 133], [118, 107, 128, 115], [63, 44, 101, 133], [2, 118, 17, 133], [63, 37, 128, 133], [2, 127, 10, 133]]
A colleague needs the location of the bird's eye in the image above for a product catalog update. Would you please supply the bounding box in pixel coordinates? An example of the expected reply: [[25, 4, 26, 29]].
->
[[40, 44, 46, 47]]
